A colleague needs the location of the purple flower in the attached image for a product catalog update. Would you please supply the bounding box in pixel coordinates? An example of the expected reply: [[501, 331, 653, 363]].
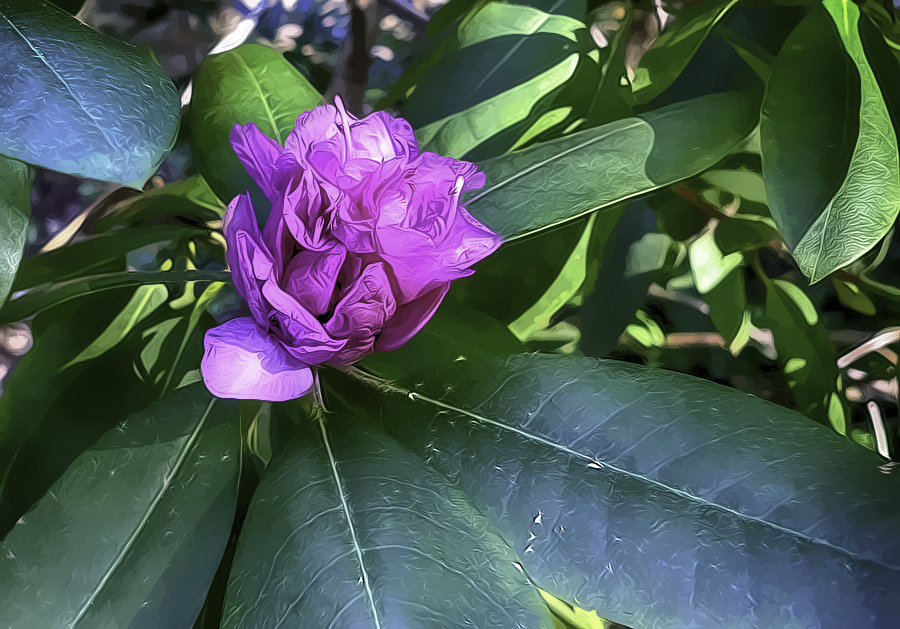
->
[[201, 98, 502, 401]]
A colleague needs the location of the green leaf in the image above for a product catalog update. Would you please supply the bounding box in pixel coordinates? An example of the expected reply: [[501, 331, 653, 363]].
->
[[12, 224, 200, 291], [759, 276, 847, 432], [760, 0, 900, 284], [0, 269, 230, 325], [220, 413, 553, 628], [93, 175, 225, 233], [363, 354, 900, 627], [0, 0, 180, 188], [704, 265, 751, 353], [62, 283, 168, 368], [0, 385, 239, 628], [465, 90, 758, 241], [360, 295, 523, 380], [632, 0, 741, 104], [0, 155, 32, 309], [189, 44, 323, 207], [400, 0, 589, 160]]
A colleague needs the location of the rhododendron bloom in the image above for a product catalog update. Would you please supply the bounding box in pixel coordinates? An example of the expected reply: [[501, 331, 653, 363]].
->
[[201, 98, 502, 401]]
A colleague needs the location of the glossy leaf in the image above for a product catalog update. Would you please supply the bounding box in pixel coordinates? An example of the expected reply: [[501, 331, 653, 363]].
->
[[400, 0, 589, 161], [0, 384, 240, 628], [221, 414, 552, 628], [632, 0, 741, 104], [0, 155, 31, 309], [465, 90, 758, 241], [0, 0, 180, 187], [370, 354, 900, 627], [760, 0, 900, 283], [189, 44, 323, 208]]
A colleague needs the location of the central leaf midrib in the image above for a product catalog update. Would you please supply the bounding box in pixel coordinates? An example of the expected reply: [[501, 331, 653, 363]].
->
[[233, 49, 282, 144], [398, 387, 898, 572], [317, 416, 383, 629]]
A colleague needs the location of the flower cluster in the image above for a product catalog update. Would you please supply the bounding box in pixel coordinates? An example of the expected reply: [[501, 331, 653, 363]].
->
[[201, 98, 502, 401]]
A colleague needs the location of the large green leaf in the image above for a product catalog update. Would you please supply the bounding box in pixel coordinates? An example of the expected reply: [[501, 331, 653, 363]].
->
[[399, 0, 591, 161], [760, 0, 900, 283], [352, 354, 900, 627], [189, 44, 323, 208], [0, 155, 31, 308], [465, 90, 758, 241], [0, 0, 180, 188], [221, 413, 552, 628], [0, 385, 239, 628]]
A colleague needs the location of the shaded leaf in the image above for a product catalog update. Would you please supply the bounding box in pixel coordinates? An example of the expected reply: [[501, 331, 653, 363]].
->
[[0, 385, 239, 628], [63, 283, 168, 368], [632, 0, 741, 104], [0, 269, 230, 325], [367, 354, 900, 627], [221, 413, 552, 628], [360, 294, 523, 380], [189, 44, 323, 208], [93, 175, 225, 233], [0, 155, 31, 308], [760, 0, 900, 283], [466, 90, 758, 241], [400, 0, 590, 161], [12, 224, 200, 291], [0, 0, 180, 187]]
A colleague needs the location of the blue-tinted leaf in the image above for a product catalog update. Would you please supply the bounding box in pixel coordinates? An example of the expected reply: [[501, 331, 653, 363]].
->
[[0, 0, 180, 188], [373, 354, 900, 627]]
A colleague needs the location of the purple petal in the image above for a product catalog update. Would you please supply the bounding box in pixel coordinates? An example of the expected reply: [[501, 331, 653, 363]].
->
[[224, 193, 275, 322], [262, 279, 347, 364], [326, 262, 397, 339], [201, 317, 312, 402], [230, 124, 285, 203], [375, 282, 450, 352], [282, 244, 346, 316]]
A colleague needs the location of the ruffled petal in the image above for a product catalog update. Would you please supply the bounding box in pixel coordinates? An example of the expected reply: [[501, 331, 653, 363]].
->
[[326, 262, 397, 338], [224, 193, 275, 322], [262, 279, 347, 364], [374, 282, 450, 352], [230, 123, 285, 203], [282, 244, 346, 316], [201, 317, 313, 402]]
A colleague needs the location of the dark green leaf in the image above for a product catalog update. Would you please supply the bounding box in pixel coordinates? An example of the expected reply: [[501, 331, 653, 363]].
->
[[0, 155, 31, 308], [92, 175, 225, 233], [632, 0, 741, 104], [189, 44, 323, 208], [369, 354, 900, 627], [12, 224, 201, 291], [360, 295, 523, 380], [760, 0, 900, 283], [0, 0, 180, 188], [0, 269, 230, 325], [221, 414, 552, 628], [400, 0, 590, 160], [466, 90, 758, 241], [0, 385, 239, 628], [759, 275, 847, 432]]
